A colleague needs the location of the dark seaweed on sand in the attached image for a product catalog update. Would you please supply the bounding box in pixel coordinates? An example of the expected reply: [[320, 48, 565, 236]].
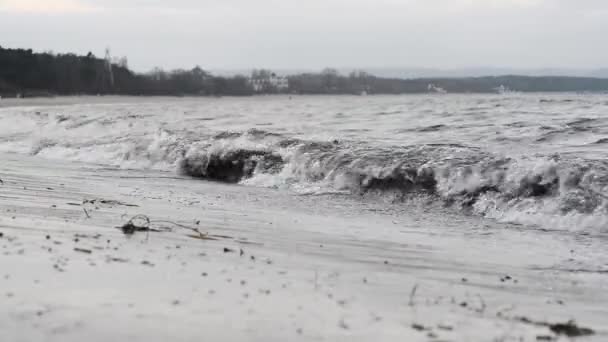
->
[[119, 215, 152, 235]]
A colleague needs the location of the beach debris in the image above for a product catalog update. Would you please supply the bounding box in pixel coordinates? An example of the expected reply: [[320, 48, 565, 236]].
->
[[500, 275, 515, 282], [223, 247, 234, 253], [75, 233, 102, 240], [236, 239, 262, 246], [437, 324, 453, 331], [547, 299, 565, 305], [117, 214, 239, 246], [106, 256, 129, 263], [73, 248, 92, 254], [547, 321, 594, 337], [408, 284, 418, 306], [186, 234, 217, 241], [152, 219, 208, 239], [536, 335, 555, 341], [119, 215, 152, 235], [0, 177, 3, 185], [212, 234, 234, 239], [411, 323, 427, 331], [0, 232, 3, 238], [141, 260, 154, 267], [83, 198, 139, 208], [83, 208, 91, 218], [511, 317, 594, 337]]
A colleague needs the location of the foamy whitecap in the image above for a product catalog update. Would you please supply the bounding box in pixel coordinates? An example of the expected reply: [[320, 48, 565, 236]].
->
[[1, 95, 607, 233]]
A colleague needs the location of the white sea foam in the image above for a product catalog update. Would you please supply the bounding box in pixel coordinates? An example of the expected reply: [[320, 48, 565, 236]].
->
[[1, 95, 607, 233]]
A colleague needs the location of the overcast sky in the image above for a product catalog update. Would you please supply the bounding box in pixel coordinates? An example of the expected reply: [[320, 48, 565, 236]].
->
[[0, 0, 606, 72]]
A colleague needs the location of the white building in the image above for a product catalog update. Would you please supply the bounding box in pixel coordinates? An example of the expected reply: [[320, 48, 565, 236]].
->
[[427, 84, 447, 94], [250, 72, 289, 93], [271, 75, 289, 91]]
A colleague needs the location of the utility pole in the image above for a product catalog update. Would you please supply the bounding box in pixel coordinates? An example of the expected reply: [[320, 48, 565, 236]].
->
[[104, 47, 114, 89]]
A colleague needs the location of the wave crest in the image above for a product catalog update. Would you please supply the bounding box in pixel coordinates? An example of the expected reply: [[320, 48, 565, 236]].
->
[[180, 147, 284, 183], [177, 133, 608, 232]]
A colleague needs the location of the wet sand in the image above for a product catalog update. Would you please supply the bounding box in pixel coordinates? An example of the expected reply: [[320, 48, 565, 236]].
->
[[1, 153, 607, 341]]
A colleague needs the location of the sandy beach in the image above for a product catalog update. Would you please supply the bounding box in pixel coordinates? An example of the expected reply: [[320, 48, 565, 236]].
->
[[1, 151, 606, 341]]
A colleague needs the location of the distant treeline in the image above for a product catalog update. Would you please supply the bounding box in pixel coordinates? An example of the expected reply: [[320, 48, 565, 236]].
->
[[291, 68, 608, 94], [0, 46, 251, 97], [2, 46, 608, 97]]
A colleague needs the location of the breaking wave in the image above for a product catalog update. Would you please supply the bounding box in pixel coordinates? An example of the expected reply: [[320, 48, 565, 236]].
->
[[176, 130, 608, 233], [1, 102, 606, 233]]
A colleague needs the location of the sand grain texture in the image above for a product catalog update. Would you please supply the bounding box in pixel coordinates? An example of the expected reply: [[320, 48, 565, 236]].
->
[[1, 153, 607, 341]]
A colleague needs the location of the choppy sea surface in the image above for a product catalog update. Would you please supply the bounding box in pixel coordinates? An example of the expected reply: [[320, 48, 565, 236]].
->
[[1, 94, 607, 233]]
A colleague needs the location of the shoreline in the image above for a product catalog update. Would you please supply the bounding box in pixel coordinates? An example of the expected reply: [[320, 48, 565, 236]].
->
[[1, 91, 606, 108], [1, 153, 606, 341]]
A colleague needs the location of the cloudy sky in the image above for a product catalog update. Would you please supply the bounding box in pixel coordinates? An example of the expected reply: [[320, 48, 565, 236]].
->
[[0, 0, 606, 72]]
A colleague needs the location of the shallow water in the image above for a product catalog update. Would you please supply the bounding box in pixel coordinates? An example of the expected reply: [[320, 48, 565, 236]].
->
[[0, 94, 607, 233]]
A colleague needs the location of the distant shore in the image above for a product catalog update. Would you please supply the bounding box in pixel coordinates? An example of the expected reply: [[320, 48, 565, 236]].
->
[[3, 46, 608, 98], [2, 74, 608, 99]]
